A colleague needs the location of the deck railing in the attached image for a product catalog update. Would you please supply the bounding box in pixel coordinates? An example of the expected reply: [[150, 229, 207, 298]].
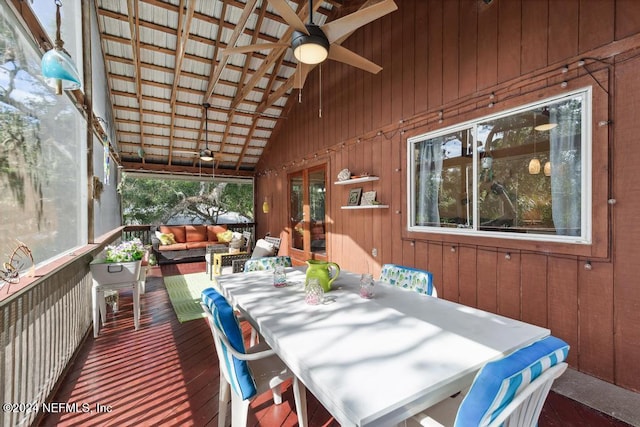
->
[[0, 223, 255, 426], [0, 232, 121, 427]]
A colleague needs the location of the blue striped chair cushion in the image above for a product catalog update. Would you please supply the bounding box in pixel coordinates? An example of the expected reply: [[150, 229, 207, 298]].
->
[[379, 264, 435, 296], [243, 256, 292, 272], [454, 335, 570, 427], [201, 287, 257, 400]]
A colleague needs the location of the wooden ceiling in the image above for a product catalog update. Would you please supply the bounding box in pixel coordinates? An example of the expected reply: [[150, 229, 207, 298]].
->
[[94, 0, 373, 177]]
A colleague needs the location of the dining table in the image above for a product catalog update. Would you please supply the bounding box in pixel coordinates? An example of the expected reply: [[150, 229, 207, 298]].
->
[[214, 267, 549, 427]]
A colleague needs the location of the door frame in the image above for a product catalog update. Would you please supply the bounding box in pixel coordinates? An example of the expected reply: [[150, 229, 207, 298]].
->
[[288, 164, 327, 265]]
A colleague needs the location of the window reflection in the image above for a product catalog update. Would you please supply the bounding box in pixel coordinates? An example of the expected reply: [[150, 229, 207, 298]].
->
[[409, 91, 588, 242], [1, 3, 86, 267]]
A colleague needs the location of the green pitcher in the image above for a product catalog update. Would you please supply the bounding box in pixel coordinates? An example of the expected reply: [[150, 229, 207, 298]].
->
[[305, 260, 340, 292]]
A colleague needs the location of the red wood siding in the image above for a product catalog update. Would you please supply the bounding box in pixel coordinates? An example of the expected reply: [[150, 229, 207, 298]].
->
[[255, 0, 640, 392]]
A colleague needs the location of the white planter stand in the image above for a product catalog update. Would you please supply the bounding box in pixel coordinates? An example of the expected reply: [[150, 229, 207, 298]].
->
[[90, 260, 142, 337]]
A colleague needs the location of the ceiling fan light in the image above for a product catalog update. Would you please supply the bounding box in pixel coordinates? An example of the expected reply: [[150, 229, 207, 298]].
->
[[292, 25, 329, 65], [199, 149, 214, 162]]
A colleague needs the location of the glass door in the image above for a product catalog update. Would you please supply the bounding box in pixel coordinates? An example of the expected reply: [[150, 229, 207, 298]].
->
[[289, 165, 326, 262]]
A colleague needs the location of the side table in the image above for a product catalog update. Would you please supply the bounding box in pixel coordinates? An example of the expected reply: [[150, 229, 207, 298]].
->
[[212, 252, 248, 278]]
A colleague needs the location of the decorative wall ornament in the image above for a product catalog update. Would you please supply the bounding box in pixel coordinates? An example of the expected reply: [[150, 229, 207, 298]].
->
[[337, 168, 351, 181], [360, 191, 377, 206], [92, 175, 104, 200], [1, 241, 34, 286]]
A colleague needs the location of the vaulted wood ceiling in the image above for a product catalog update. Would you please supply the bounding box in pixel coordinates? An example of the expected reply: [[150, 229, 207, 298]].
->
[[94, 0, 374, 177]]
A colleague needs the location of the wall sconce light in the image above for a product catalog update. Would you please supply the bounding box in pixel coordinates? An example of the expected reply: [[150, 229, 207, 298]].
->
[[543, 161, 551, 176], [41, 0, 82, 95], [262, 196, 270, 214]]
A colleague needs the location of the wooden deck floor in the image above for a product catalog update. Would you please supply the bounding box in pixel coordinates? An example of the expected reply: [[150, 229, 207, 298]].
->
[[40, 262, 631, 427]]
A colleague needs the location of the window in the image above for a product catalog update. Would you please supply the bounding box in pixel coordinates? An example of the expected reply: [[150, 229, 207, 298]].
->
[[408, 89, 591, 244], [1, 2, 87, 266]]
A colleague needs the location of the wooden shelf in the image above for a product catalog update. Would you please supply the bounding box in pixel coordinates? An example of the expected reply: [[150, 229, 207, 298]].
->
[[341, 205, 389, 210], [334, 176, 380, 185]]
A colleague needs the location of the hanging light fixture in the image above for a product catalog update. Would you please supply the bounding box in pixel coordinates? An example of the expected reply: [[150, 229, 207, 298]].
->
[[41, 0, 82, 95], [529, 157, 541, 174], [200, 103, 214, 162], [534, 107, 557, 131], [529, 111, 541, 174]]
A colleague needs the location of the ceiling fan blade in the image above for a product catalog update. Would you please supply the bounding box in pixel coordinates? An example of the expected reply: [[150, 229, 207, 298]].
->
[[222, 42, 289, 56], [328, 44, 382, 74], [322, 0, 398, 44], [293, 63, 313, 89], [266, 0, 309, 34], [173, 149, 198, 155]]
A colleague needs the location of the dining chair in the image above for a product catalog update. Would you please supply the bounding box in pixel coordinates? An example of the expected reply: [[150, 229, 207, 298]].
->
[[201, 287, 307, 427], [243, 255, 292, 273], [231, 234, 282, 273], [407, 335, 569, 427], [379, 264, 437, 297]]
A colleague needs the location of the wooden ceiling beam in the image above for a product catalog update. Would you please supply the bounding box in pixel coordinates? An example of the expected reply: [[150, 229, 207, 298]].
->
[[115, 116, 273, 135], [121, 161, 254, 178], [222, 1, 269, 171]]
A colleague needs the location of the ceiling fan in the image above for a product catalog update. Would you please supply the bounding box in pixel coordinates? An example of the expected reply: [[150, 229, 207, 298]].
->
[[223, 0, 397, 88], [172, 103, 226, 161]]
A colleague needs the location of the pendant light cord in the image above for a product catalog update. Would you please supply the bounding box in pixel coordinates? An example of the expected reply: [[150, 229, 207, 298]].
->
[[54, 0, 64, 49]]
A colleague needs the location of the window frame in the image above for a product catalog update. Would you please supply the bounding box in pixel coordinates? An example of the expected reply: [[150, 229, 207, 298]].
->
[[407, 87, 593, 245]]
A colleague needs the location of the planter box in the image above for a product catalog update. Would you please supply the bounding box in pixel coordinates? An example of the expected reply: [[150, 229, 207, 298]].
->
[[90, 259, 141, 285]]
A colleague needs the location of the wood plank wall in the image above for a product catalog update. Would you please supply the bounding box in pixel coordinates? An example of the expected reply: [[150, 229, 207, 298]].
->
[[255, 0, 640, 392]]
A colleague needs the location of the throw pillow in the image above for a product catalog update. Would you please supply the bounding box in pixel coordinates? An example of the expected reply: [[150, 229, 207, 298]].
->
[[251, 238, 275, 259], [216, 230, 234, 243], [158, 232, 176, 245]]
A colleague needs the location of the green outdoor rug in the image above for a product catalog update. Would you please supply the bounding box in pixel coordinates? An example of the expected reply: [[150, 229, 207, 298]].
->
[[163, 272, 213, 323]]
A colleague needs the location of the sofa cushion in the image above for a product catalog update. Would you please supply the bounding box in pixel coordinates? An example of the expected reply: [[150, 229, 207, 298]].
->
[[186, 241, 211, 250], [217, 230, 234, 243], [156, 231, 177, 245], [158, 243, 188, 251], [185, 225, 207, 242], [207, 225, 228, 242], [160, 225, 186, 243]]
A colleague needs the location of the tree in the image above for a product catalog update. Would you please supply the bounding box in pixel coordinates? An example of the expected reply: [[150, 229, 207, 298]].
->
[[120, 175, 254, 225]]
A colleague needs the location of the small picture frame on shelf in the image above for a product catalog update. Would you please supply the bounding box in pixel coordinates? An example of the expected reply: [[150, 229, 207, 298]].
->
[[360, 191, 377, 206], [347, 188, 362, 206]]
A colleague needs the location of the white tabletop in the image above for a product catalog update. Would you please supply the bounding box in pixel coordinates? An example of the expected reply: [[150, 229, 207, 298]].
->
[[216, 267, 549, 427]]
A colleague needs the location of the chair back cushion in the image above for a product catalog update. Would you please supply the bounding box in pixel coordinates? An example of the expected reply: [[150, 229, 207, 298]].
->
[[454, 335, 569, 427], [201, 287, 257, 400], [379, 264, 436, 296], [244, 256, 292, 272], [251, 238, 276, 259]]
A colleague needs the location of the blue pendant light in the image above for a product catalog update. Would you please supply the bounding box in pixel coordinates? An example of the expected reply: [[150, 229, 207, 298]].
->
[[41, 0, 81, 94]]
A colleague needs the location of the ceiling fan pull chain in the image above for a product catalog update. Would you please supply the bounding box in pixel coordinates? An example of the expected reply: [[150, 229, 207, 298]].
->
[[319, 63, 322, 118]]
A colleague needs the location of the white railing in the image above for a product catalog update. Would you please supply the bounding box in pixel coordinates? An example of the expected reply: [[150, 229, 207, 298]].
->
[[0, 233, 120, 427]]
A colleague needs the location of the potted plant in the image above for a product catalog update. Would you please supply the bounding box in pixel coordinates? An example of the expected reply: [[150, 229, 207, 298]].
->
[[90, 238, 145, 285]]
